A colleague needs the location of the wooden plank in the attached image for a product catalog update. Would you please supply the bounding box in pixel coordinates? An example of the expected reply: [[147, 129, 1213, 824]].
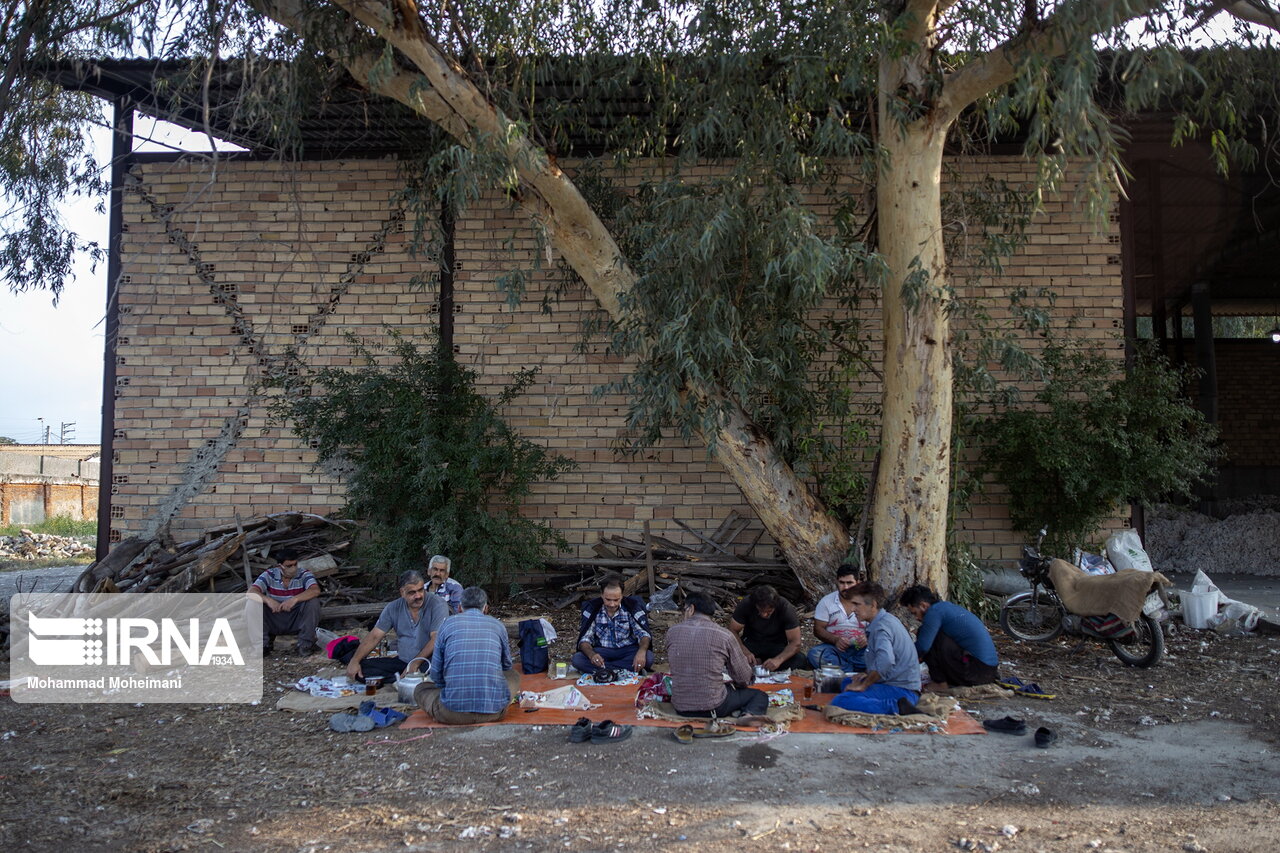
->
[[643, 520, 656, 596], [673, 518, 736, 558], [319, 602, 385, 620]]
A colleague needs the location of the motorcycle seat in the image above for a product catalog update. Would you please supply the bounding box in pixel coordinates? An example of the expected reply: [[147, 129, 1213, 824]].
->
[[1047, 559, 1170, 624]]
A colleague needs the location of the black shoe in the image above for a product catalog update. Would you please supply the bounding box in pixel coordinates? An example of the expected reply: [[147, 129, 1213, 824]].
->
[[897, 697, 921, 716], [982, 716, 1028, 735], [1034, 726, 1057, 748], [568, 717, 593, 743], [590, 719, 633, 743], [296, 645, 317, 657]]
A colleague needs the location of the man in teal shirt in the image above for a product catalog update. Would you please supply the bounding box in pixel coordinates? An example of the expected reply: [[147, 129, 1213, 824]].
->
[[900, 585, 999, 691]]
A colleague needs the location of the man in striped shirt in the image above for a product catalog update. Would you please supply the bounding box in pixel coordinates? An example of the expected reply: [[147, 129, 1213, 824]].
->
[[247, 548, 321, 656], [416, 587, 520, 724]]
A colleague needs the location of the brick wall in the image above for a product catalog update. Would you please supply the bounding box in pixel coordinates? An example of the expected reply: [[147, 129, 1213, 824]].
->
[[109, 155, 1123, 568]]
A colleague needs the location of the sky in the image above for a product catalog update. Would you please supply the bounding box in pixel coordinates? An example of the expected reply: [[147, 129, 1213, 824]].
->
[[0, 117, 231, 446]]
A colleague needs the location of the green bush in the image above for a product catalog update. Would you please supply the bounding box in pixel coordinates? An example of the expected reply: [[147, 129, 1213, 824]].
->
[[273, 333, 575, 586], [0, 515, 96, 538], [982, 343, 1218, 556]]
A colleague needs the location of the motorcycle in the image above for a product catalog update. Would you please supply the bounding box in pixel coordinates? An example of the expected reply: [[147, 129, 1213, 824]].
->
[[999, 528, 1165, 668]]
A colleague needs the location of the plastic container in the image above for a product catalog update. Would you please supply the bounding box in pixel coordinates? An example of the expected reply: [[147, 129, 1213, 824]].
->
[[1182, 589, 1217, 629]]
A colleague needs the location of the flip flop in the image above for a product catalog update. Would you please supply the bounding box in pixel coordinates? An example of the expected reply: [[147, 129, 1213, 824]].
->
[[672, 724, 695, 745], [998, 676, 1056, 700], [366, 706, 408, 728]]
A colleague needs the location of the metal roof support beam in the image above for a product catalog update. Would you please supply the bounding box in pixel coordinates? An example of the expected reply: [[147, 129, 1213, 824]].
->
[[1191, 281, 1218, 427]]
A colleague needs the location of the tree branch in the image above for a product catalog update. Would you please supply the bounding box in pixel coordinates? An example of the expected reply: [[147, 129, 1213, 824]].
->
[[897, 0, 942, 44], [935, 0, 1164, 124], [1217, 0, 1280, 32]]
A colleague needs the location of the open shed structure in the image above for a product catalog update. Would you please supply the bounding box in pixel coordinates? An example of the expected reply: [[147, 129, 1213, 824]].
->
[[38, 59, 1280, 573]]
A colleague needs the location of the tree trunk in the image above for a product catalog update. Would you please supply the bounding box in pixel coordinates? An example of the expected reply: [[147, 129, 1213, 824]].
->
[[709, 401, 850, 601], [261, 0, 851, 599], [870, 96, 953, 596]]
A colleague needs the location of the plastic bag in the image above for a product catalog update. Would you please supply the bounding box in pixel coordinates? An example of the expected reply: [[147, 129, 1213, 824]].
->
[[1074, 550, 1115, 576], [1106, 529, 1154, 573], [517, 684, 599, 710], [648, 583, 681, 611]]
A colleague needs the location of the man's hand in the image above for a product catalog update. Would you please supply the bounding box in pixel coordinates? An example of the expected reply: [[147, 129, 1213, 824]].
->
[[279, 598, 296, 612], [846, 673, 871, 692], [632, 650, 647, 671], [590, 652, 605, 669], [761, 657, 781, 672], [834, 636, 852, 652], [346, 660, 362, 680], [263, 598, 281, 613]]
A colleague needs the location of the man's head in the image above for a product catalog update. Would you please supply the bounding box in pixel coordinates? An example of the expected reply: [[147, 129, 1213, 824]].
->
[[848, 581, 885, 623], [683, 591, 718, 619], [835, 563, 859, 600], [426, 554, 452, 586], [275, 548, 300, 576], [460, 586, 488, 613], [397, 570, 426, 606], [600, 574, 624, 613], [898, 585, 938, 621], [747, 584, 780, 620]]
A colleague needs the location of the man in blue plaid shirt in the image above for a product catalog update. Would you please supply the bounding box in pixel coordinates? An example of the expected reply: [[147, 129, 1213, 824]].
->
[[572, 574, 653, 675], [416, 587, 520, 724]]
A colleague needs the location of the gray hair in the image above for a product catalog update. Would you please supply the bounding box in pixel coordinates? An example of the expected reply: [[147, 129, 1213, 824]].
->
[[460, 586, 488, 611], [427, 554, 452, 572], [397, 570, 425, 589]]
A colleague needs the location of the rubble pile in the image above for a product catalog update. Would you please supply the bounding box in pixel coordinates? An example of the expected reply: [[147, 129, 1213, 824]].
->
[[1146, 501, 1280, 577], [0, 531, 94, 561]]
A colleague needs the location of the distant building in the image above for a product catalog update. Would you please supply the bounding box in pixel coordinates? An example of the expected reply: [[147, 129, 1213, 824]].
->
[[0, 445, 100, 525]]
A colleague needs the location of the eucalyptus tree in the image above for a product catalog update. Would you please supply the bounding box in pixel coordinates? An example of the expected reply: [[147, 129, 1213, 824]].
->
[[3, 0, 1278, 596]]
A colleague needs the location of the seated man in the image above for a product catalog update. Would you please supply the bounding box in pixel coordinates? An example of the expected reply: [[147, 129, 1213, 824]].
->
[[344, 570, 449, 683], [807, 564, 868, 672], [900, 585, 999, 691], [830, 582, 922, 715], [247, 548, 321, 656], [729, 585, 806, 671], [572, 574, 653, 675], [667, 592, 768, 718], [426, 553, 463, 615], [415, 586, 521, 724]]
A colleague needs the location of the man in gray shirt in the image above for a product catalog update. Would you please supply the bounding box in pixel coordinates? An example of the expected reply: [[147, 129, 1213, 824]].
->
[[828, 581, 922, 715], [344, 570, 449, 684]]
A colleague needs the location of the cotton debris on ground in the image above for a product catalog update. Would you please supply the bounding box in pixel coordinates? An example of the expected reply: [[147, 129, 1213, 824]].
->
[[1146, 498, 1280, 577]]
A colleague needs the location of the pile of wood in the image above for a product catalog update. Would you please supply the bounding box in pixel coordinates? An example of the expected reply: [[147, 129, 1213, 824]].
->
[[546, 512, 802, 609], [71, 513, 363, 599]]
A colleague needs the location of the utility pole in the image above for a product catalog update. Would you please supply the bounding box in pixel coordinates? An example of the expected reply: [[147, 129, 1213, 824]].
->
[[60, 422, 76, 443], [37, 417, 45, 444]]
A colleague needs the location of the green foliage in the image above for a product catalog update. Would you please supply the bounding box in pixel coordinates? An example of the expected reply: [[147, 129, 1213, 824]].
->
[[0, 435, 15, 444], [272, 333, 574, 585], [0, 514, 96, 538], [946, 540, 998, 621], [982, 343, 1219, 556]]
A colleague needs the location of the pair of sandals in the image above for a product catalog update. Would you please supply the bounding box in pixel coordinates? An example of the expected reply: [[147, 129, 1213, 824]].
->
[[982, 715, 1057, 748], [328, 700, 409, 732], [568, 717, 634, 743], [672, 718, 738, 744]]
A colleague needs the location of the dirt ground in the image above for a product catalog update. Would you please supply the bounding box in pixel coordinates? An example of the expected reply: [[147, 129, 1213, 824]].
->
[[2, 603, 1278, 852]]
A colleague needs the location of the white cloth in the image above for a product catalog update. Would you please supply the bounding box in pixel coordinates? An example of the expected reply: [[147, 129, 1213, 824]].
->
[[814, 591, 867, 645]]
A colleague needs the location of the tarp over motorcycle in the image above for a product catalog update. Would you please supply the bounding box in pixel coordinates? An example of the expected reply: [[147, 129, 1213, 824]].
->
[[1048, 559, 1170, 624]]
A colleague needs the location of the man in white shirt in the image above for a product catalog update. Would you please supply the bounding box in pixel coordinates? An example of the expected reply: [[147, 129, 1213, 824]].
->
[[805, 564, 868, 672]]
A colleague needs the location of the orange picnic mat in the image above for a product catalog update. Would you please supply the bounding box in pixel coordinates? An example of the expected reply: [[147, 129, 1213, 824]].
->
[[399, 673, 985, 735]]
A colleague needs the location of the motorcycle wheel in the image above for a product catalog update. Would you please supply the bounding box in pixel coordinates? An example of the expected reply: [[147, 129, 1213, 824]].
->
[[999, 592, 1065, 642], [1109, 613, 1164, 668]]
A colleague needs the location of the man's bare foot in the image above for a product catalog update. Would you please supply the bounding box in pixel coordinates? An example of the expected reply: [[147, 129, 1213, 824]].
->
[[921, 681, 949, 694]]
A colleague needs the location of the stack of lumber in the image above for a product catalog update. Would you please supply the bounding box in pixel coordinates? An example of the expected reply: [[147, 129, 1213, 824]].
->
[[72, 513, 361, 598], [545, 512, 801, 609]]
